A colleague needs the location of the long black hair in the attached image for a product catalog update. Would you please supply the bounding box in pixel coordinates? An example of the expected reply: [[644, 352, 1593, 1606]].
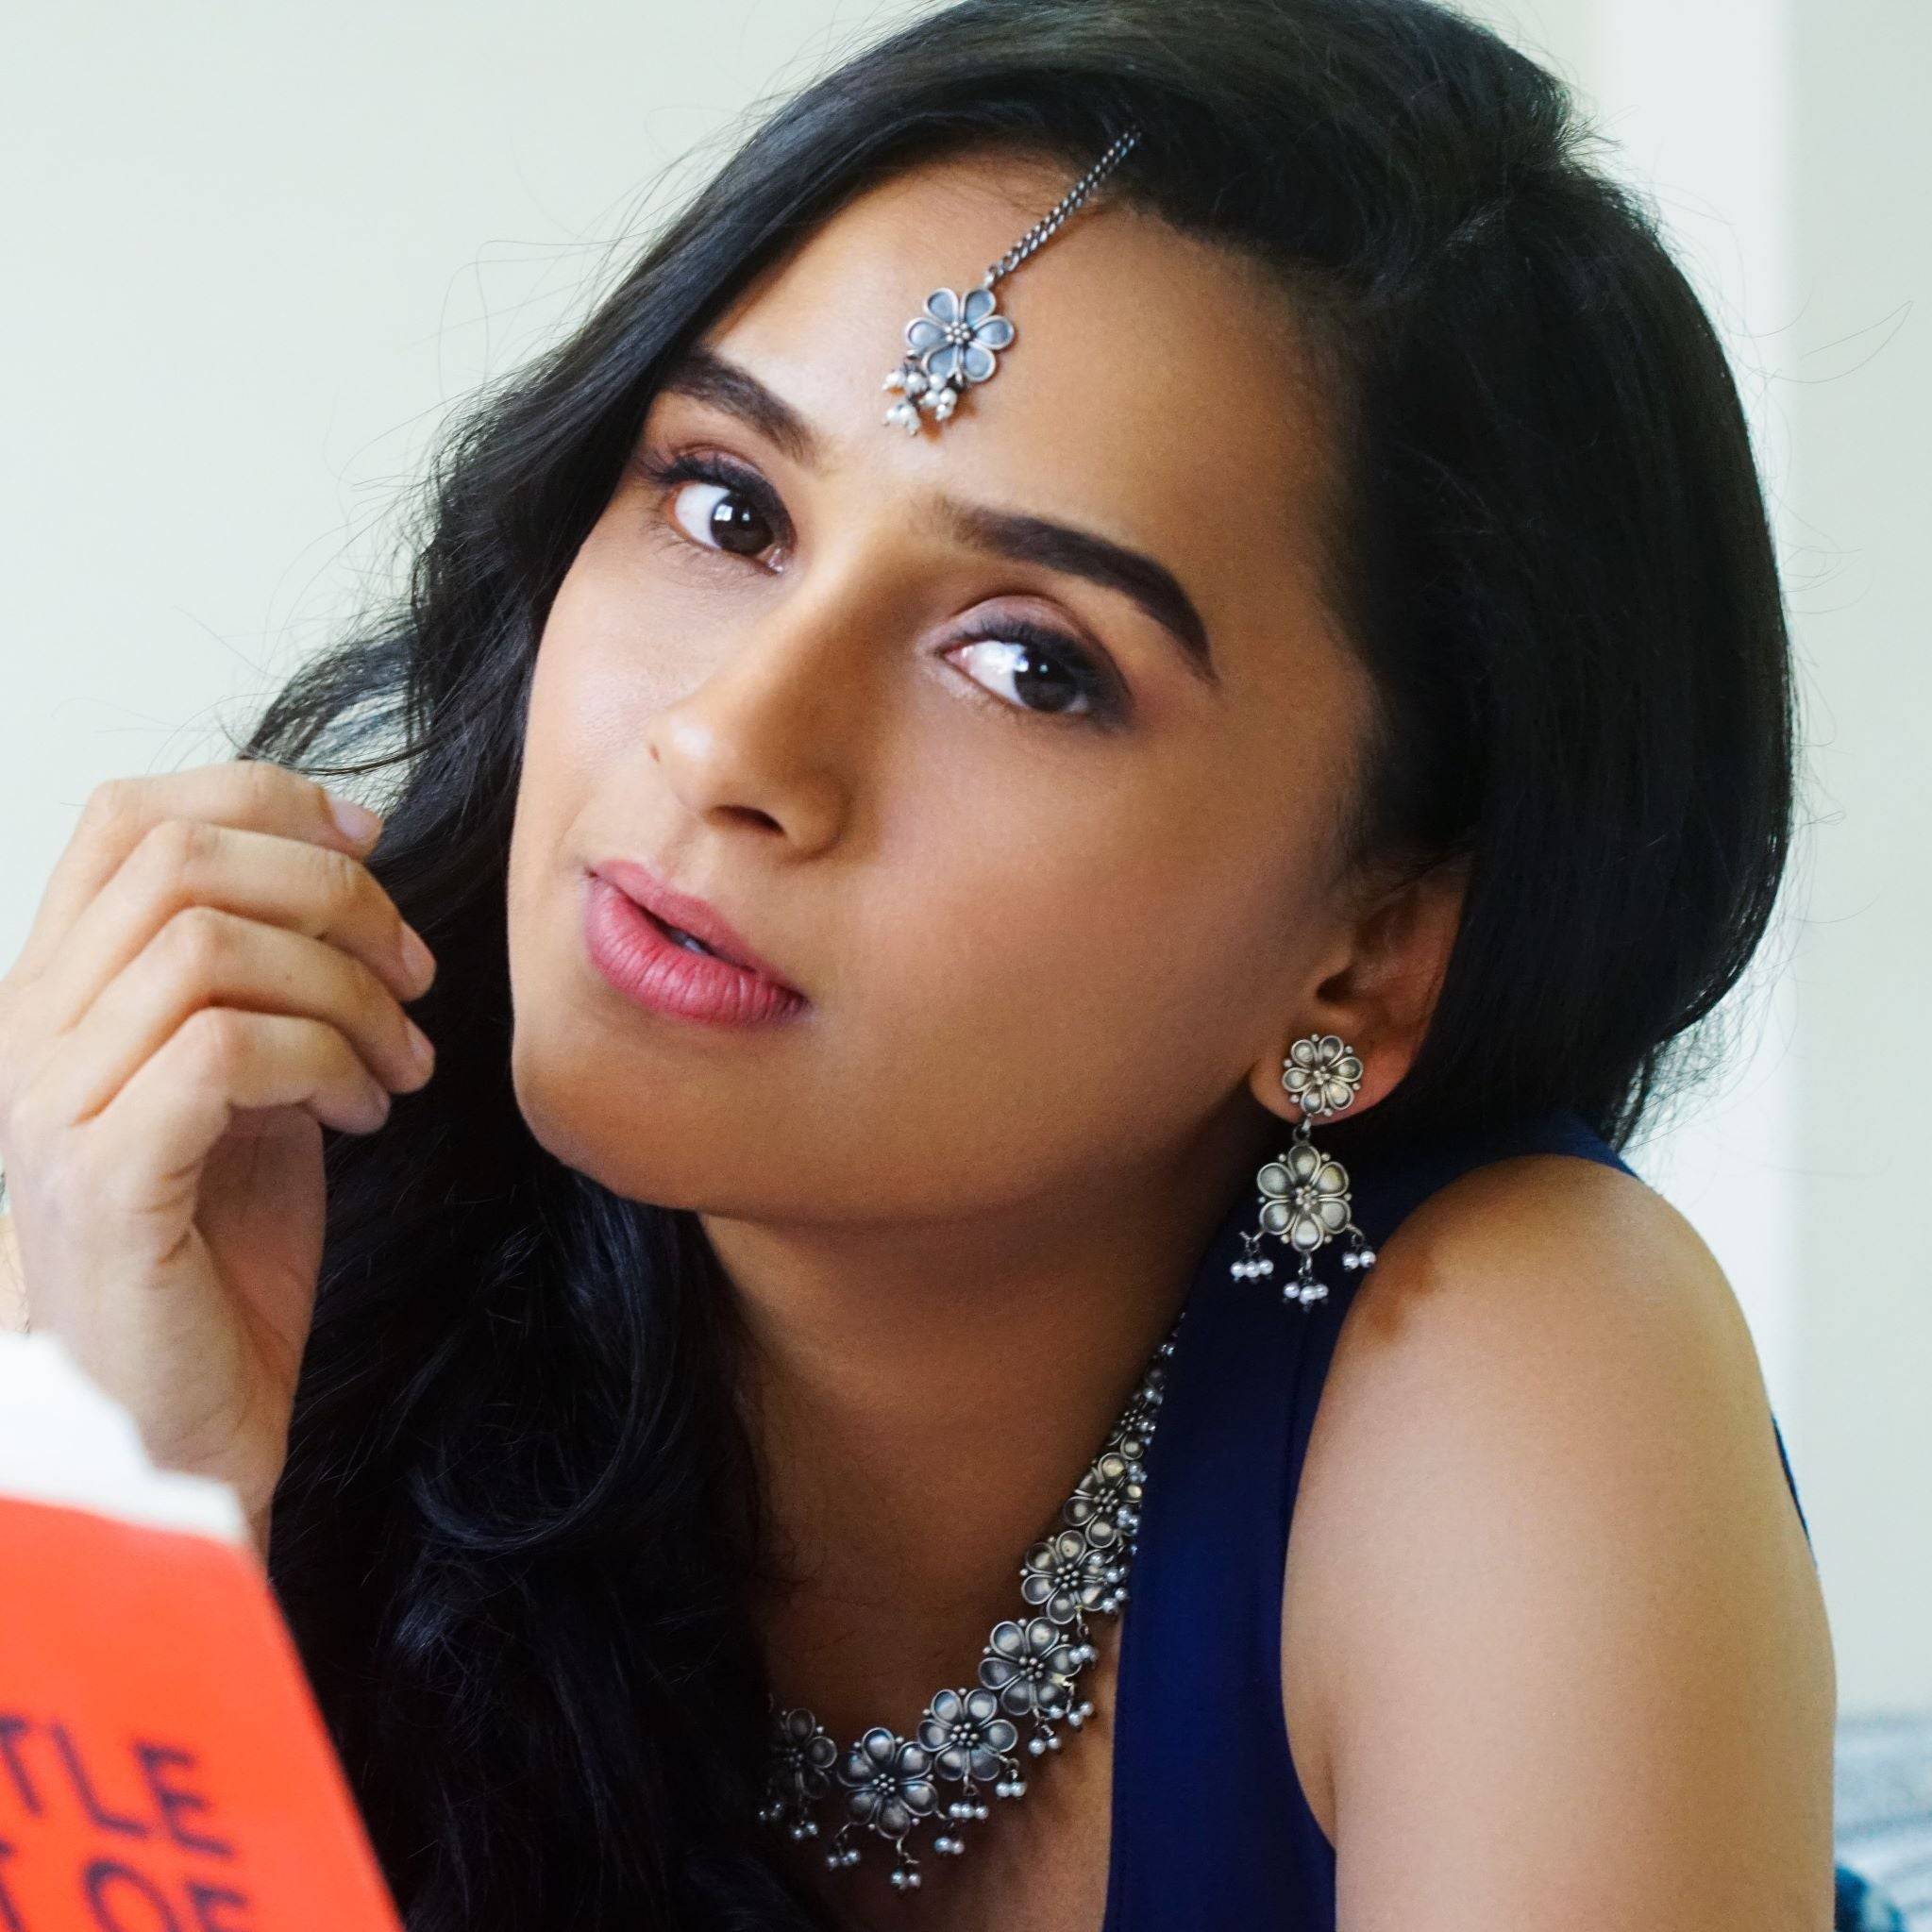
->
[[242, 1, 1801, 1924]]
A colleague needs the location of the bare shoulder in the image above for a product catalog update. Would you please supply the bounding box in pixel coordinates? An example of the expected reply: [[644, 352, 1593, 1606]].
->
[[1279, 1151, 1836, 1925]]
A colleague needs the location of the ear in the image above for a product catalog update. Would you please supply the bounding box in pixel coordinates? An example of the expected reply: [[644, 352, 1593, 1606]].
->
[[1244, 852, 1469, 1127]]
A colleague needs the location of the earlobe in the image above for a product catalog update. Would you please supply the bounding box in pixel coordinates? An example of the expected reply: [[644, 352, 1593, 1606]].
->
[[1252, 1035, 1375, 1128], [1246, 1029, 1388, 1124], [1248, 853, 1468, 1125], [1230, 857, 1468, 1311]]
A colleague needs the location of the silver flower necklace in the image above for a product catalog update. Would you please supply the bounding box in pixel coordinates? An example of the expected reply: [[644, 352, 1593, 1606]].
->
[[758, 1308, 1184, 1893], [761, 123, 1168, 1894]]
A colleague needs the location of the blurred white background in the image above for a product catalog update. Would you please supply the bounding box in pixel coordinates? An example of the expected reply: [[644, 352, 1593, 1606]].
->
[[2, 1, 1925, 1716]]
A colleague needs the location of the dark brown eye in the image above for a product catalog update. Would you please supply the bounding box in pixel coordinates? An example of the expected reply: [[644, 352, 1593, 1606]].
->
[[945, 619, 1128, 726], [636, 447, 788, 563], [672, 479, 774, 558]]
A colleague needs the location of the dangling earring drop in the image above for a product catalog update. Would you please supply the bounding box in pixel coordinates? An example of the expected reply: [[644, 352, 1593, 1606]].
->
[[1234, 1033, 1377, 1310]]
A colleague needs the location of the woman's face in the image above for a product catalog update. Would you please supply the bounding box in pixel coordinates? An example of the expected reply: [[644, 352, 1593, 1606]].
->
[[506, 150, 1379, 1226]]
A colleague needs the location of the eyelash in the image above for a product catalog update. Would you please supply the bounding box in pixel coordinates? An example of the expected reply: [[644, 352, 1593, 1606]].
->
[[630, 445, 1130, 729]]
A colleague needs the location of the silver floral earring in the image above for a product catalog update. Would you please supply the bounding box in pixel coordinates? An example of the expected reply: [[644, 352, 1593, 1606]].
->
[[881, 126, 1143, 434], [1234, 1033, 1377, 1309]]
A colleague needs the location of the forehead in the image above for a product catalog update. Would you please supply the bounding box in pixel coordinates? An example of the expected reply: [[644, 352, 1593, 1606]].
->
[[672, 153, 1342, 673]]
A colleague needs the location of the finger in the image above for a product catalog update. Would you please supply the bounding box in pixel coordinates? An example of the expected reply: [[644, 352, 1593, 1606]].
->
[[26, 813, 432, 1040], [88, 1007, 395, 1223], [10, 760, 385, 987], [37, 906, 434, 1130]]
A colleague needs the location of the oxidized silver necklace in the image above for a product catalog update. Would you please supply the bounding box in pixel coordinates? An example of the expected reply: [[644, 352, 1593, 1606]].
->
[[758, 124, 1163, 1895], [758, 1307, 1184, 1893]]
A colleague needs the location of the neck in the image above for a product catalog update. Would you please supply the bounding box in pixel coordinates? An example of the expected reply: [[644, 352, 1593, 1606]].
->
[[708, 1097, 1270, 1743]]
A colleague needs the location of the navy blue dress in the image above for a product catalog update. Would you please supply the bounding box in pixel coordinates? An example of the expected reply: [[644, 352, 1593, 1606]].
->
[[1099, 1103, 1823, 1930]]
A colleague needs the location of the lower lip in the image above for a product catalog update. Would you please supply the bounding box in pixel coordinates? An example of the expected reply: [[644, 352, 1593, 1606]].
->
[[582, 872, 806, 1027]]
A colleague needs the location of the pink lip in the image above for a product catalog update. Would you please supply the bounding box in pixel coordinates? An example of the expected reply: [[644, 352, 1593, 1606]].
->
[[582, 864, 806, 1027]]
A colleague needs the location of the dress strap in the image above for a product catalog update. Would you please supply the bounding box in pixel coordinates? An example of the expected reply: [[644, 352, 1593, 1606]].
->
[[1101, 1133, 1351, 1928], [1101, 1106, 1812, 1931]]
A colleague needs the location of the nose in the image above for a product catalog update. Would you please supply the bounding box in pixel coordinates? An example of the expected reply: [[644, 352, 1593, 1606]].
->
[[644, 586, 865, 856]]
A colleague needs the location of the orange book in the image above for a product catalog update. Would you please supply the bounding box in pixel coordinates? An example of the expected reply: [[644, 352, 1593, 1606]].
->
[[0, 1334, 403, 1932]]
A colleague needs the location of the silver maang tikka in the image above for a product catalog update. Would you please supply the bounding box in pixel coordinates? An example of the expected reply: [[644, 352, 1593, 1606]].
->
[[1235, 1033, 1378, 1308], [882, 125, 1143, 434]]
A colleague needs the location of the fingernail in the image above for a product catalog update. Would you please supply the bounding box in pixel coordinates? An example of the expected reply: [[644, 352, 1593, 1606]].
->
[[329, 793, 383, 846], [404, 1018, 435, 1069], [399, 925, 435, 987]]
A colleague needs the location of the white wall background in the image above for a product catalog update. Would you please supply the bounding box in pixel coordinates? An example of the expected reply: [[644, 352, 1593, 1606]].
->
[[3, 1, 1925, 1712]]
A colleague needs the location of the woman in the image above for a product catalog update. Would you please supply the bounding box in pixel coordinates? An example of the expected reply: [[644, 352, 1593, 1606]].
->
[[0, 0, 1840, 1925]]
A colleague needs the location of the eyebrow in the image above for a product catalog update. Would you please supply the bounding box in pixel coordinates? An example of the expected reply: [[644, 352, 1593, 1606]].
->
[[655, 344, 1218, 684]]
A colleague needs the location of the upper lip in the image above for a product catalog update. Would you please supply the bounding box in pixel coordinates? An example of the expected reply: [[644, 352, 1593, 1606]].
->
[[590, 857, 803, 994]]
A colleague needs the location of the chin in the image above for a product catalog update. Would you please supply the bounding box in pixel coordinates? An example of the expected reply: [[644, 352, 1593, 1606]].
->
[[504, 1012, 799, 1219], [508, 1017, 677, 1201]]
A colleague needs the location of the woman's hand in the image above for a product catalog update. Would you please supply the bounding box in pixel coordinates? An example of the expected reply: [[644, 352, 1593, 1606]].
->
[[0, 760, 437, 1557]]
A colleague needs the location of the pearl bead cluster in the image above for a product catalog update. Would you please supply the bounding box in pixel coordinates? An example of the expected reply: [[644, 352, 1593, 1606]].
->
[[882, 346, 964, 428], [1237, 1243, 1378, 1279]]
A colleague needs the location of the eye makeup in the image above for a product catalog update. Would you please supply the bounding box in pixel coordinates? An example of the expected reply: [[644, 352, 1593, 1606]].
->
[[628, 443, 1134, 729]]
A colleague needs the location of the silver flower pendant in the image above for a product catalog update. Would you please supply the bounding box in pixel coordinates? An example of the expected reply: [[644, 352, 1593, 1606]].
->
[[1234, 1116, 1378, 1308], [882, 280, 1016, 433]]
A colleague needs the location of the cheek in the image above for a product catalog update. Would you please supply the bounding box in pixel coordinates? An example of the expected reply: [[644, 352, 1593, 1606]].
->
[[508, 621, 601, 946], [523, 569, 663, 776], [505, 554, 690, 909], [832, 768, 1308, 1156], [506, 580, 661, 1092]]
